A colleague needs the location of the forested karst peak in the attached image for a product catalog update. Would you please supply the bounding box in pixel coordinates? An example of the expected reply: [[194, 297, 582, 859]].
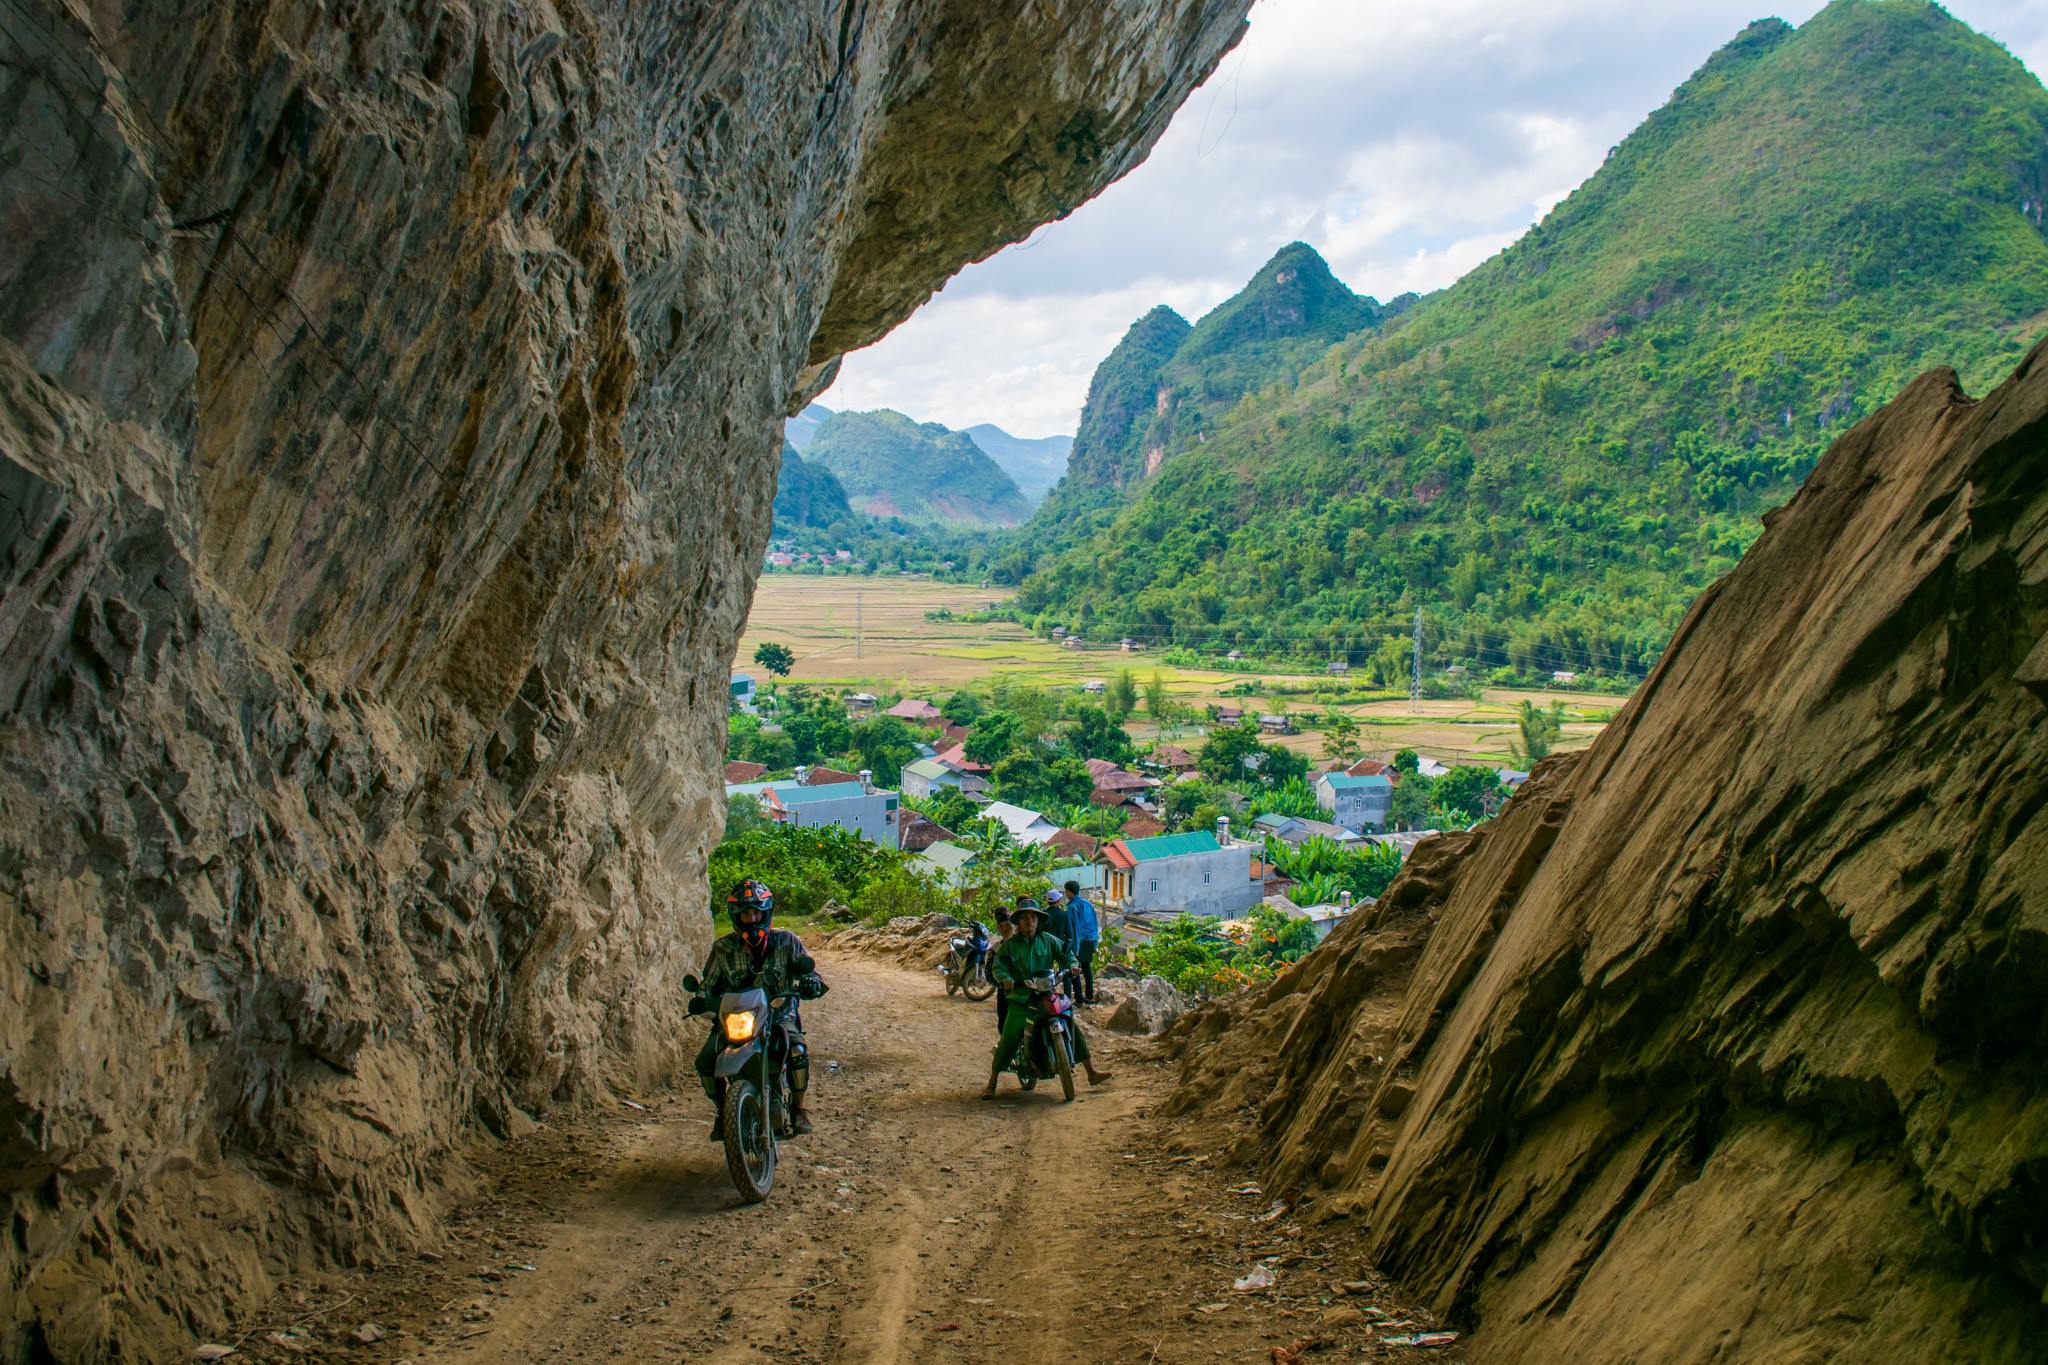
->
[[806, 408, 1033, 527], [1012, 0, 2048, 678]]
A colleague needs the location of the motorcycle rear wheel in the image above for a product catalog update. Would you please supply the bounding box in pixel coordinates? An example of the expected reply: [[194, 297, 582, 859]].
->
[[1052, 1031, 1076, 1103], [962, 962, 995, 1002], [723, 1079, 776, 1202]]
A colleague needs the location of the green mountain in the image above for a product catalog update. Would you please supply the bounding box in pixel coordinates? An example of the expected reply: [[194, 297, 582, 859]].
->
[[773, 440, 854, 531], [1020, 242, 1411, 567], [806, 408, 1034, 527], [963, 423, 1073, 502], [1016, 0, 2048, 676]]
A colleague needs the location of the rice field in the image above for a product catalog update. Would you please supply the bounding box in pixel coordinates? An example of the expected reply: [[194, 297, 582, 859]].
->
[[735, 574, 1621, 766]]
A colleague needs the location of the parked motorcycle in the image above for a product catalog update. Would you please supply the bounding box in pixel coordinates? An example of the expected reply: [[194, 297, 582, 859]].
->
[[940, 921, 996, 1001], [684, 971, 798, 1202], [1005, 973, 1080, 1102]]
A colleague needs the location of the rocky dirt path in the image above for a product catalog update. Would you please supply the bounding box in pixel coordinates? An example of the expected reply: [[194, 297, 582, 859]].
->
[[225, 950, 1460, 1363]]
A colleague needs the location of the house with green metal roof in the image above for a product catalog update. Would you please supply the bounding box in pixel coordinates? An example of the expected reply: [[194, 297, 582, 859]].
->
[[1315, 770, 1393, 831], [1097, 826, 1260, 917], [915, 840, 978, 889]]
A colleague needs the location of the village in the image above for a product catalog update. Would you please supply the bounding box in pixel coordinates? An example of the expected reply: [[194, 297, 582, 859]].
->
[[723, 666, 1535, 978]]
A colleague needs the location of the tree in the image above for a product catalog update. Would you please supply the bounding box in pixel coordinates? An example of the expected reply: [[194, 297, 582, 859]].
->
[[963, 709, 1024, 765], [1393, 748, 1420, 775], [1320, 711, 1361, 764], [941, 691, 984, 726], [1197, 723, 1265, 784], [1258, 742, 1309, 787], [783, 704, 852, 765], [1143, 671, 1170, 718], [1389, 773, 1437, 831], [1247, 778, 1320, 820], [1067, 706, 1135, 765], [752, 641, 795, 677], [851, 715, 918, 786], [723, 794, 767, 837], [1510, 699, 1566, 767], [1106, 668, 1139, 721], [1046, 756, 1096, 807], [1436, 765, 1505, 821], [1164, 779, 1222, 829], [990, 680, 1060, 741], [991, 749, 1050, 804]]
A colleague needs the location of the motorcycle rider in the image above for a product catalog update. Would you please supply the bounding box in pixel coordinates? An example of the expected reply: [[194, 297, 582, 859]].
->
[[981, 899, 1111, 1098], [690, 878, 828, 1140]]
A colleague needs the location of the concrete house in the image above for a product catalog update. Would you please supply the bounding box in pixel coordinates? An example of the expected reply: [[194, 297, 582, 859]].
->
[[916, 840, 978, 890], [762, 778, 899, 845], [983, 801, 1060, 846], [1252, 811, 1362, 847], [730, 672, 757, 713], [1098, 831, 1260, 918], [900, 757, 977, 801], [1315, 771, 1393, 832]]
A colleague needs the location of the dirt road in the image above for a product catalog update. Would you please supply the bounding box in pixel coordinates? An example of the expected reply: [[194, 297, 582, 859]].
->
[[228, 950, 1457, 1363]]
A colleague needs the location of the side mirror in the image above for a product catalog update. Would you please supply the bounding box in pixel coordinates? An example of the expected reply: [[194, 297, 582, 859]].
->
[[682, 974, 701, 994]]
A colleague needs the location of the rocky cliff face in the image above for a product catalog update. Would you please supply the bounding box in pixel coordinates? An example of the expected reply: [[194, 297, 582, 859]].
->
[[1164, 342, 2048, 1361], [0, 1, 1247, 1354]]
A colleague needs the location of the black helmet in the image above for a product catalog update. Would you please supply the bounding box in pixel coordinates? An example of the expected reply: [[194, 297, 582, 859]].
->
[[727, 878, 774, 930]]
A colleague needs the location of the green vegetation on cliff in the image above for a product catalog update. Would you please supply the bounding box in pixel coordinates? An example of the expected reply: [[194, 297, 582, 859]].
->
[[773, 441, 854, 531], [807, 408, 1033, 527], [1017, 2, 2048, 675], [1023, 242, 1407, 554]]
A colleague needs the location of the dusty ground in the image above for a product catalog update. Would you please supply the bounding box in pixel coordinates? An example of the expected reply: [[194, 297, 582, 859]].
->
[[216, 950, 1461, 1363]]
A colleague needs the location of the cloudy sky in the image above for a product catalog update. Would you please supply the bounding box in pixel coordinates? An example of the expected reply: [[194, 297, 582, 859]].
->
[[819, 0, 2048, 438]]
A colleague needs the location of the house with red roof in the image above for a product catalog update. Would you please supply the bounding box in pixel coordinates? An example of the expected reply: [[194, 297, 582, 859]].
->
[[723, 760, 768, 784], [886, 698, 943, 723]]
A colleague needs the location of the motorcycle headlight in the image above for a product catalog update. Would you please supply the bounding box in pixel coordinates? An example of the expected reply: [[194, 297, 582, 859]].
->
[[723, 1011, 756, 1043]]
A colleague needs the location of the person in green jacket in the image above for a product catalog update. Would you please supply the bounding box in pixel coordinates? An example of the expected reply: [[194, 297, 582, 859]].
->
[[690, 878, 828, 1139], [981, 899, 1111, 1098]]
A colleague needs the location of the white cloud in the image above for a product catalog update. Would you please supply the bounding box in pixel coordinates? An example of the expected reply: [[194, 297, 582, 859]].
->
[[824, 0, 2048, 437], [822, 276, 1239, 436]]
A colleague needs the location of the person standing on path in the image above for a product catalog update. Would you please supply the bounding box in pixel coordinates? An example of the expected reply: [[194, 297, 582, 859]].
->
[[1041, 887, 1073, 948], [1064, 879, 1101, 1004], [982, 901, 1111, 1097]]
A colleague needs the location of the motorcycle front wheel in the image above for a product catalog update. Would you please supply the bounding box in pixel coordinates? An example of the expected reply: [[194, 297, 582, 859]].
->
[[962, 961, 995, 1002], [1052, 1030, 1076, 1103], [722, 1078, 777, 1202]]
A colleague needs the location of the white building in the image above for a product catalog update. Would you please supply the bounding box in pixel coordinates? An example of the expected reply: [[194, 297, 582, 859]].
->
[[1098, 830, 1260, 918], [982, 801, 1060, 846]]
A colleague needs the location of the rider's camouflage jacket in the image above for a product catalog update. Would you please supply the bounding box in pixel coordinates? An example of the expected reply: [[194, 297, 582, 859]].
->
[[695, 929, 824, 1004], [990, 931, 1072, 1000]]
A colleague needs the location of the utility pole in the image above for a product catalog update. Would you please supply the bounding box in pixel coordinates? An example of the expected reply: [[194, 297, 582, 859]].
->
[[855, 587, 863, 660], [1411, 606, 1423, 710]]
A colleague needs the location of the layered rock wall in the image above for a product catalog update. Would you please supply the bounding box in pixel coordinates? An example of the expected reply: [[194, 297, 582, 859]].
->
[[1166, 343, 2048, 1361], [0, 1, 1247, 1354]]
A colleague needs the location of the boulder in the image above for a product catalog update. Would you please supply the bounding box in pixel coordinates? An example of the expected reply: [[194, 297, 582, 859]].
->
[[1107, 976, 1190, 1035]]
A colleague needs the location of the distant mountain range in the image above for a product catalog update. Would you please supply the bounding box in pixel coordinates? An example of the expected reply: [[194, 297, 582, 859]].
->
[[785, 402, 1072, 511], [1009, 1, 2048, 675], [800, 409, 1034, 527], [959, 424, 1072, 501]]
